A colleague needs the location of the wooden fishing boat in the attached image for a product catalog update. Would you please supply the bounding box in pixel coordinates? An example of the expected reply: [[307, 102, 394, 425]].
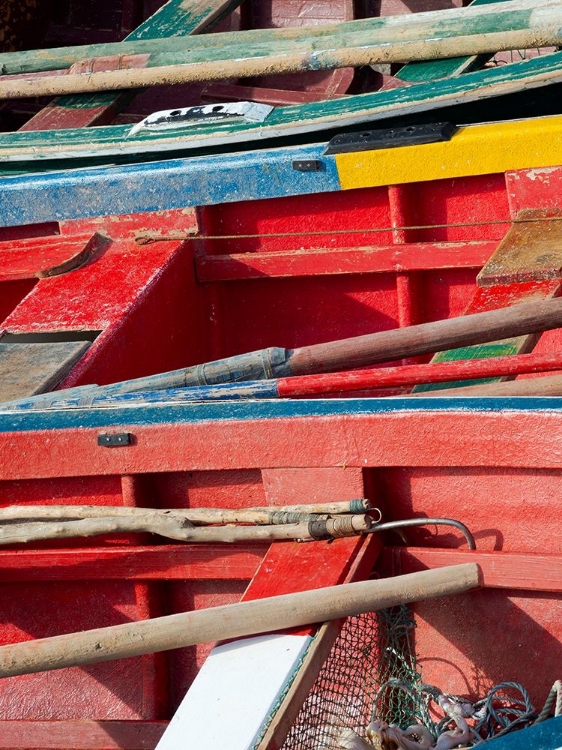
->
[[0, 0, 559, 170], [2, 128, 562, 748], [2, 4, 562, 749]]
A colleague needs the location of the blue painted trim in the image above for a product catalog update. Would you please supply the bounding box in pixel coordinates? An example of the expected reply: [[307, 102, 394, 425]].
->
[[484, 717, 562, 748], [1, 397, 562, 433], [3, 382, 280, 411], [0, 143, 340, 227]]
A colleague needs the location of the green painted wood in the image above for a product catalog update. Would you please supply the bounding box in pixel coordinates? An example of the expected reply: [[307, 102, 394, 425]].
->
[[0, 0, 554, 76], [22, 0, 244, 127], [0, 50, 562, 166], [0, 342, 90, 402], [397, 0, 510, 83]]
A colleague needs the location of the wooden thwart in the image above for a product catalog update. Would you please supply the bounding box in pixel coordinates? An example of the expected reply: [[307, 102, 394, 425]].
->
[[478, 211, 562, 287], [0, 342, 90, 402], [0, 564, 481, 678]]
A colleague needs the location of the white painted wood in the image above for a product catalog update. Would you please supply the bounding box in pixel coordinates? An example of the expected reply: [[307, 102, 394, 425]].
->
[[156, 634, 312, 750]]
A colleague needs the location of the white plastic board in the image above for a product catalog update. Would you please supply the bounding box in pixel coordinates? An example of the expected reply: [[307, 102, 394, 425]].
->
[[156, 633, 312, 750]]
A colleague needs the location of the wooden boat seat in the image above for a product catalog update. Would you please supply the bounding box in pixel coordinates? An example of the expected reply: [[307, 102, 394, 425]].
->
[[0, 340, 90, 402]]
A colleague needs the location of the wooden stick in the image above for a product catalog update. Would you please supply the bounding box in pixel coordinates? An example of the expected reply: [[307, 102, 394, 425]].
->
[[0, 564, 481, 678], [0, 0, 557, 76], [1, 26, 559, 99], [408, 373, 562, 397], [279, 350, 562, 396], [0, 514, 371, 545], [287, 298, 562, 375], [0, 500, 371, 525]]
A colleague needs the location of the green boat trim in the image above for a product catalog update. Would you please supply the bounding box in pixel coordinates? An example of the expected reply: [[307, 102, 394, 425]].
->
[[1, 51, 562, 165]]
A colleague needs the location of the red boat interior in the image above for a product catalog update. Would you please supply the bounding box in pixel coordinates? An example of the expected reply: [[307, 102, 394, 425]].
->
[[0, 1, 561, 748], [1, 166, 562, 747]]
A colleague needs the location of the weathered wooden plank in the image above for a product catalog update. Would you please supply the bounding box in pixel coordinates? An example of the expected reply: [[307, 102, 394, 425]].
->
[[0, 145, 341, 226], [195, 241, 494, 282], [478, 210, 562, 286], [4, 401, 562, 482], [0, 342, 90, 402], [2, 4, 561, 99], [2, 52, 562, 167], [0, 544, 265, 581], [409, 372, 562, 396], [0, 720, 166, 749], [336, 116, 562, 191], [20, 0, 245, 132], [396, 0, 507, 83], [0, 0, 555, 76], [384, 547, 562, 592]]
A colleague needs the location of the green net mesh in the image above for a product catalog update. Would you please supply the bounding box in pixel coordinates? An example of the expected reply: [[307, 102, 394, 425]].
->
[[281, 605, 423, 749]]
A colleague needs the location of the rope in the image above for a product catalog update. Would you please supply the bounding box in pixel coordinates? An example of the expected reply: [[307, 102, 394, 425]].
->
[[134, 214, 562, 244], [536, 680, 562, 722], [373, 680, 543, 745]]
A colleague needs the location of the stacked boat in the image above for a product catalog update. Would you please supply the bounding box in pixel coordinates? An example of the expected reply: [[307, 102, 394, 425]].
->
[[1, 1, 562, 748]]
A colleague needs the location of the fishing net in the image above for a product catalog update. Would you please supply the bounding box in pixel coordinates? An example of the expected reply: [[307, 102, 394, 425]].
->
[[280, 605, 422, 749]]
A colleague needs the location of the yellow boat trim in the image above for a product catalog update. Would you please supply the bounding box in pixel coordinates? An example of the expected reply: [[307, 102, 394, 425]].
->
[[335, 115, 562, 189]]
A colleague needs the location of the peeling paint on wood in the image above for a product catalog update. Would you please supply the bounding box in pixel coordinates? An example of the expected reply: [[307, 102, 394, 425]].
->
[[2, 50, 562, 166]]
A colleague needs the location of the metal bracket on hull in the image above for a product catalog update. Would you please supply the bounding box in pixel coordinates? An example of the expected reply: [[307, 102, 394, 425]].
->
[[324, 122, 458, 155]]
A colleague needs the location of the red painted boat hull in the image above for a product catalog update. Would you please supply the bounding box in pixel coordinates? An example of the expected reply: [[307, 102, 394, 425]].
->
[[1, 164, 562, 747]]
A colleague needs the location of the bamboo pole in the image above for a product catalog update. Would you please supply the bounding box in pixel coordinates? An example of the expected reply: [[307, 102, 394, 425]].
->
[[0, 26, 560, 99], [0, 499, 372, 524], [0, 0, 557, 76], [0, 514, 371, 545], [0, 564, 481, 678]]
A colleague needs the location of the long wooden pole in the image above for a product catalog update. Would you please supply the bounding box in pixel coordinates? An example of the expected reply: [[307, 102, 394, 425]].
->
[[0, 564, 480, 678], [0, 0, 557, 76], [279, 350, 562, 396], [408, 373, 562, 397], [0, 499, 371, 524], [287, 298, 562, 375], [1, 28, 560, 99]]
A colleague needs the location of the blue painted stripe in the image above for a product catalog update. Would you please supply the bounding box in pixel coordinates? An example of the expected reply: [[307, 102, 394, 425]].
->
[[3, 382, 279, 411], [483, 716, 562, 748], [0, 143, 340, 227], [0, 397, 561, 433]]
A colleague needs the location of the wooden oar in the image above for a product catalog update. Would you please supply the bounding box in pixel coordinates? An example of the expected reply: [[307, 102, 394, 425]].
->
[[1, 19, 560, 98], [0, 0, 556, 76], [4, 297, 562, 410], [8, 349, 562, 409], [0, 564, 480, 678]]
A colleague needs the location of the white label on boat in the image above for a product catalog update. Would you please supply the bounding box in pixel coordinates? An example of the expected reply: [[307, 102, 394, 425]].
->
[[156, 633, 312, 750], [129, 102, 274, 136]]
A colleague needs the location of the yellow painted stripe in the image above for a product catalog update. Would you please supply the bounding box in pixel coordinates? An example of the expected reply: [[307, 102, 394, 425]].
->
[[336, 115, 562, 189]]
